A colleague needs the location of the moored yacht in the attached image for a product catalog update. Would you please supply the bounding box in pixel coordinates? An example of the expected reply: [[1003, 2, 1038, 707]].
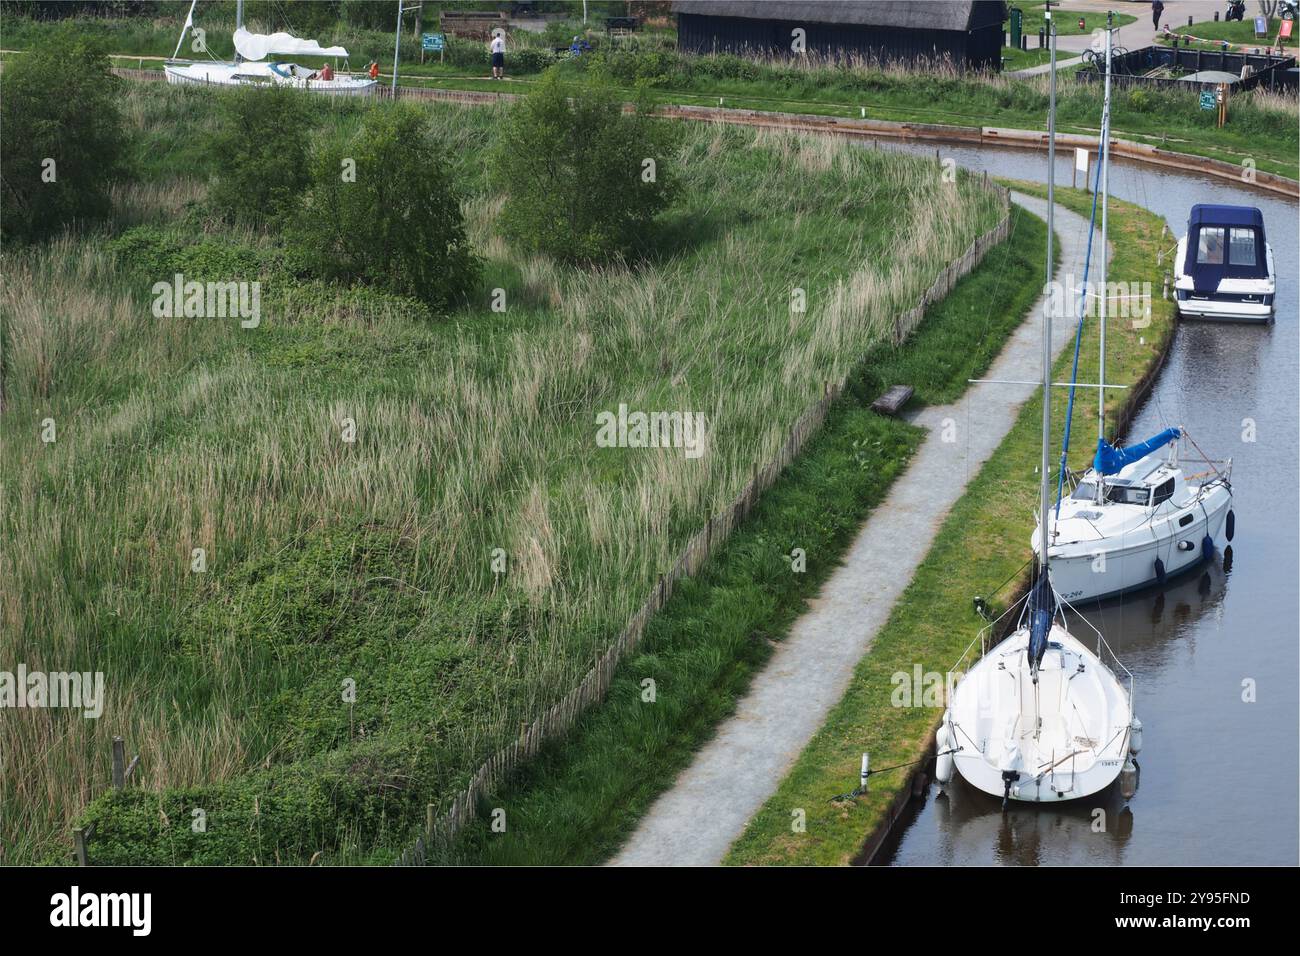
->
[[1035, 429, 1234, 603], [1174, 204, 1276, 323]]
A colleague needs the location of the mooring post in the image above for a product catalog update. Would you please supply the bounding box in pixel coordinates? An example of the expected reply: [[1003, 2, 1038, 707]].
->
[[74, 828, 88, 866], [111, 736, 125, 790]]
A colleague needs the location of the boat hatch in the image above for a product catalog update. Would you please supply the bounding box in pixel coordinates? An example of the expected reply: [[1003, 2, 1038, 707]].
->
[[1183, 204, 1269, 294]]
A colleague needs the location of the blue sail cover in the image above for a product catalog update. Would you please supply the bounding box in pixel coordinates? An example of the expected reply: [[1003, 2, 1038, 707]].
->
[[1027, 569, 1054, 671], [1093, 427, 1181, 476]]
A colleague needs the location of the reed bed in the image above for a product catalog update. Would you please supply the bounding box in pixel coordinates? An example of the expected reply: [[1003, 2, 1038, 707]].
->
[[0, 85, 1002, 863]]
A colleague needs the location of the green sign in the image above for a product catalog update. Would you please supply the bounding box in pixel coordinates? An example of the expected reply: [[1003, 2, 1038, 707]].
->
[[422, 32, 445, 52], [1200, 90, 1216, 110]]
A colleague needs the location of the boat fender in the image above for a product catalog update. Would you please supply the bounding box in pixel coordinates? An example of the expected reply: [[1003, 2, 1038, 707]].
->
[[1226, 509, 1235, 542], [1154, 557, 1166, 584], [1202, 534, 1215, 560], [1120, 756, 1140, 802], [935, 723, 954, 786], [1128, 716, 1143, 755]]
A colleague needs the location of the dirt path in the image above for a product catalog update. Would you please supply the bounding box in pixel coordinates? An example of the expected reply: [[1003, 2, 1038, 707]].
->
[[609, 193, 1096, 867]]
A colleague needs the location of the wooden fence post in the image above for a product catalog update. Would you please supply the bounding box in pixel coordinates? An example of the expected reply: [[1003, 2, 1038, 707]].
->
[[74, 828, 88, 866], [112, 737, 125, 790]]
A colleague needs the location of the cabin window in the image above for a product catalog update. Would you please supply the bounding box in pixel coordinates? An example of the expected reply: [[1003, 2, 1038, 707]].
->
[[1105, 484, 1150, 507], [1071, 481, 1097, 500], [1196, 227, 1225, 265], [1228, 228, 1257, 267], [1151, 477, 1175, 506]]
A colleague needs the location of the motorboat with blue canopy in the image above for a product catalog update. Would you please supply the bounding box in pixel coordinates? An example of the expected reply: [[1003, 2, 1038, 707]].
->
[[1174, 204, 1275, 322]]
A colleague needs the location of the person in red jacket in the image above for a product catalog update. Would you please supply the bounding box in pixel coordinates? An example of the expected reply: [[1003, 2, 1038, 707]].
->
[[368, 61, 379, 80]]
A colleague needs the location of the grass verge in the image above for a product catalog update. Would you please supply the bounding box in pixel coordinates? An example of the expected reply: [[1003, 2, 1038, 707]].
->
[[432, 206, 1048, 865], [724, 183, 1177, 865]]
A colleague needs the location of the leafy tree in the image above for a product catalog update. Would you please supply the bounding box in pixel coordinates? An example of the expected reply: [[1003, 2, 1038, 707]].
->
[[489, 73, 679, 263], [0, 27, 127, 244], [299, 103, 479, 311], [208, 85, 311, 227]]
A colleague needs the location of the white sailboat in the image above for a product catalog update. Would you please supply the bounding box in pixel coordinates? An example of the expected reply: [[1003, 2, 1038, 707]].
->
[[1031, 15, 1234, 604], [164, 0, 378, 96], [938, 14, 1139, 808]]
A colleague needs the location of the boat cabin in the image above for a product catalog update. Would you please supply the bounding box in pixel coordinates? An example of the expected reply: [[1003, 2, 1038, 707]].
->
[[1182, 205, 1268, 290], [1070, 455, 1182, 510]]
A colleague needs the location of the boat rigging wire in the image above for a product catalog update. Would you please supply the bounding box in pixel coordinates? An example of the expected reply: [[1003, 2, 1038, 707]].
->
[[1054, 112, 1109, 518]]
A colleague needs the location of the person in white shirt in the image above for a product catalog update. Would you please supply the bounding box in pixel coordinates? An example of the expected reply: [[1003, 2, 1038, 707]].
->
[[489, 31, 506, 80]]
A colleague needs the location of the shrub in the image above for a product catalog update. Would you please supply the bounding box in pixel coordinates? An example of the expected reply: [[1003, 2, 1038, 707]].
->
[[208, 85, 311, 227], [298, 103, 479, 311], [0, 27, 127, 243], [489, 74, 679, 263]]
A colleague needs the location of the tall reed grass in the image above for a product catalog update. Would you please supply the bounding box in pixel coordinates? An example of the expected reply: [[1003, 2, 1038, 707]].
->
[[0, 84, 1002, 863]]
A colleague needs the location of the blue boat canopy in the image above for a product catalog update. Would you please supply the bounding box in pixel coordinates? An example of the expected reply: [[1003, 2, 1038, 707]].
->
[[1093, 428, 1181, 476], [1183, 204, 1268, 293]]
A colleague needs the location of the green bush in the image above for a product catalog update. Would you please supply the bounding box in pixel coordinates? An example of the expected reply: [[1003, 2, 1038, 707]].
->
[[297, 103, 479, 311], [0, 27, 127, 243], [208, 86, 311, 227], [490, 74, 679, 263]]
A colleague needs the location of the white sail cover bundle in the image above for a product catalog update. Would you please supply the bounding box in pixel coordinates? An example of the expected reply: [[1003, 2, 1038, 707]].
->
[[233, 26, 347, 61]]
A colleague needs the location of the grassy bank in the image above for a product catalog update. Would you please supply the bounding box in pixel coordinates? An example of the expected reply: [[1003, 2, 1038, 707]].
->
[[1, 81, 1003, 865], [434, 206, 1048, 866], [394, 59, 1299, 179], [3, 11, 1296, 178], [725, 184, 1177, 865]]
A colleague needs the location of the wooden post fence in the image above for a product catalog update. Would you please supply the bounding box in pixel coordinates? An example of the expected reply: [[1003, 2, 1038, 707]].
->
[[396, 183, 1012, 864]]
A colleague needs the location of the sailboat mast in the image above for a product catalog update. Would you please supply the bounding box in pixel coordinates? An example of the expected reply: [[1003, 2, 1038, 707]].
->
[[1040, 13, 1057, 572], [1098, 10, 1113, 443], [172, 0, 198, 60], [393, 1, 404, 95], [234, 0, 244, 63]]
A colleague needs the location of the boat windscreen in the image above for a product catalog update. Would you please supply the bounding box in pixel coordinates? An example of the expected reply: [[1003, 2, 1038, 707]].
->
[[1184, 209, 1269, 292]]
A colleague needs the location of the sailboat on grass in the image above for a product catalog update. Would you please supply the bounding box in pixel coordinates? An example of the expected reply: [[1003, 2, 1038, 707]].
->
[[937, 14, 1139, 808], [164, 0, 378, 96]]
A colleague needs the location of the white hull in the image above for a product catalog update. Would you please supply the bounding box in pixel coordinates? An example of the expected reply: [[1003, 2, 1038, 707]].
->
[[1174, 233, 1276, 323], [164, 61, 378, 96], [1041, 482, 1232, 603], [946, 623, 1133, 803]]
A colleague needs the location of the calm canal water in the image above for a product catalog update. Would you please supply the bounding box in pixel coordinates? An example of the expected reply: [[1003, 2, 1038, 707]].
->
[[872, 142, 1298, 865]]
